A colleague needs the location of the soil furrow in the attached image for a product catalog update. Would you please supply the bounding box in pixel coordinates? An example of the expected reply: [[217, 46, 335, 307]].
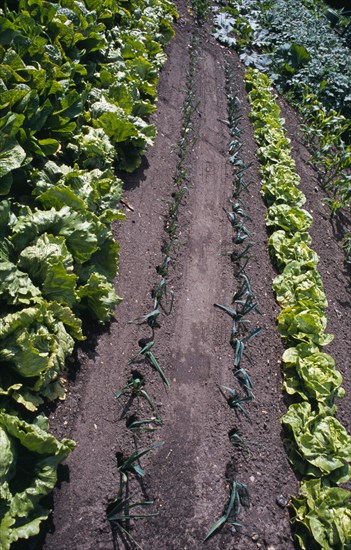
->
[[131, 38, 237, 548]]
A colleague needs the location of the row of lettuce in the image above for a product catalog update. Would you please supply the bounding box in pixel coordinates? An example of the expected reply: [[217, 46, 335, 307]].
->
[[0, 0, 176, 547], [246, 68, 351, 549], [213, 0, 351, 261]]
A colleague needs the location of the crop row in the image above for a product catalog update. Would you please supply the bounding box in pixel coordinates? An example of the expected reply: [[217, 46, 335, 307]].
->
[[246, 67, 351, 549], [0, 0, 176, 547], [213, 0, 351, 262], [205, 56, 261, 541]]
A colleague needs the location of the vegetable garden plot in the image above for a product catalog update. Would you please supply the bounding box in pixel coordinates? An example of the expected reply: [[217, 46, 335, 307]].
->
[[0, 0, 176, 547], [1, 0, 351, 549]]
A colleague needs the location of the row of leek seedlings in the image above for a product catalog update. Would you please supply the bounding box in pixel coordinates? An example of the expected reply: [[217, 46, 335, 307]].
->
[[246, 67, 351, 549], [108, 22, 202, 542], [204, 57, 261, 542]]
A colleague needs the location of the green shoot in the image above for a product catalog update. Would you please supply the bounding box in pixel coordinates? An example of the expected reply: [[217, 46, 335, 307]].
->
[[126, 415, 162, 433], [128, 341, 155, 364], [114, 376, 162, 421], [229, 429, 250, 451], [128, 341, 170, 387], [234, 368, 254, 397], [204, 480, 250, 542], [117, 441, 164, 481], [128, 309, 160, 327], [219, 385, 252, 421]]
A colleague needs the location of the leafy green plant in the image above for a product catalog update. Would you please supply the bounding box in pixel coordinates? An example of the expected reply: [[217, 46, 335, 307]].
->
[[245, 66, 351, 548], [282, 402, 351, 483], [282, 343, 344, 407], [0, 411, 75, 550], [291, 479, 351, 550]]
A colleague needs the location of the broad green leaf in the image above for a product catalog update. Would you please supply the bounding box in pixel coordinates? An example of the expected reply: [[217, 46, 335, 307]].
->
[[0, 138, 26, 179], [291, 479, 351, 549], [77, 272, 121, 323], [282, 403, 351, 482], [278, 304, 333, 346]]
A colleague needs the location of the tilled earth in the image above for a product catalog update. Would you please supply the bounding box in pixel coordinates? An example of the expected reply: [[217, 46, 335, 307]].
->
[[23, 4, 351, 550]]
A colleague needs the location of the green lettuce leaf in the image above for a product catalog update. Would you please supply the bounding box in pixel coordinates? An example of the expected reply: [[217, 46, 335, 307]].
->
[[266, 203, 313, 233], [0, 261, 41, 306], [291, 479, 351, 550], [18, 233, 77, 307], [0, 411, 75, 550], [0, 302, 82, 401], [10, 206, 107, 263], [282, 343, 344, 405], [0, 137, 27, 180], [273, 261, 327, 309], [268, 230, 319, 268], [277, 304, 333, 346], [282, 402, 351, 483], [77, 272, 121, 323]]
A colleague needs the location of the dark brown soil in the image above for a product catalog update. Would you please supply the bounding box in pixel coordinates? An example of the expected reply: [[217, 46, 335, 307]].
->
[[29, 4, 351, 550]]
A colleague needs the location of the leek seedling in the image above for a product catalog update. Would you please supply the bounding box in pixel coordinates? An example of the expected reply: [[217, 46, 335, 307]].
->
[[107, 496, 157, 523], [234, 368, 254, 397], [232, 274, 253, 302], [128, 341, 155, 364], [219, 385, 252, 421], [126, 415, 162, 433], [204, 480, 250, 542], [230, 243, 252, 263], [146, 351, 170, 387], [129, 341, 170, 387], [156, 256, 171, 277], [229, 429, 250, 451], [107, 494, 158, 549], [117, 442, 164, 481], [230, 327, 262, 367], [115, 376, 161, 420], [129, 309, 160, 327], [152, 278, 174, 314]]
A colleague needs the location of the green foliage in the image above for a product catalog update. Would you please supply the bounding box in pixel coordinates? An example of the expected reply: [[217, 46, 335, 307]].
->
[[282, 343, 344, 407], [282, 402, 351, 483], [0, 0, 177, 545], [0, 411, 75, 550], [222, 0, 351, 252], [291, 479, 351, 550], [245, 66, 351, 548]]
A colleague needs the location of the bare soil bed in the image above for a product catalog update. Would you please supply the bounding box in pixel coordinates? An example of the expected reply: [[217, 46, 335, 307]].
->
[[23, 4, 351, 550]]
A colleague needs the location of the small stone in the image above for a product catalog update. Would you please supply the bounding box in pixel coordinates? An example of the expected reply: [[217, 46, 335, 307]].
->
[[252, 533, 259, 542], [276, 494, 289, 508]]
